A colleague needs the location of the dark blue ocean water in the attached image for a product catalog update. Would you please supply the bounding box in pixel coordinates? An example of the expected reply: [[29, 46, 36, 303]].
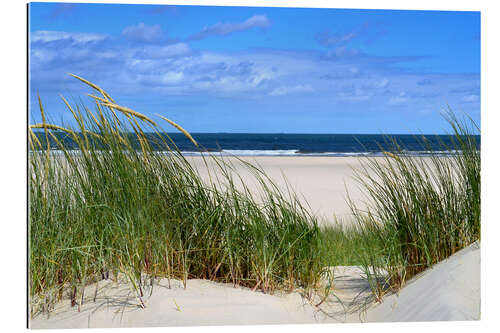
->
[[33, 132, 480, 156], [173, 133, 480, 156]]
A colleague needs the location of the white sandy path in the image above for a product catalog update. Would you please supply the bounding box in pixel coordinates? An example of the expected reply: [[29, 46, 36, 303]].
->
[[30, 279, 343, 328]]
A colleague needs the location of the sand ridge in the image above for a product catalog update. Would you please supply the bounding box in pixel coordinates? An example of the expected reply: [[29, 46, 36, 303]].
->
[[30, 243, 480, 328]]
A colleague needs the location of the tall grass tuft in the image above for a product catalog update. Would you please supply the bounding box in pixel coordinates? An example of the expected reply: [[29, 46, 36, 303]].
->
[[348, 111, 480, 300], [29, 75, 333, 316]]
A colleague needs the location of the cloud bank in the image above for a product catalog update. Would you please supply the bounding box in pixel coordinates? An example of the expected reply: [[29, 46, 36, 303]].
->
[[29, 26, 480, 131]]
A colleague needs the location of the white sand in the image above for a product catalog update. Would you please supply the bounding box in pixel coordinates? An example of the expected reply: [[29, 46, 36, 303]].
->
[[354, 242, 481, 322], [30, 267, 371, 328], [186, 156, 372, 225], [30, 243, 480, 328], [31, 243, 479, 328]]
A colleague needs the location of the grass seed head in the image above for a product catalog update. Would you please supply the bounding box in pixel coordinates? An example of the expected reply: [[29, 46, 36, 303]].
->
[[156, 114, 199, 148]]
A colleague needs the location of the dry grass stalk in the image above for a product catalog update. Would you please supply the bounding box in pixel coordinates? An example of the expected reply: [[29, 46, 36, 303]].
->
[[29, 127, 42, 149], [101, 102, 157, 126], [69, 73, 115, 103], [59, 94, 90, 148], [156, 114, 199, 147], [88, 94, 123, 126], [383, 151, 399, 160], [30, 123, 74, 134]]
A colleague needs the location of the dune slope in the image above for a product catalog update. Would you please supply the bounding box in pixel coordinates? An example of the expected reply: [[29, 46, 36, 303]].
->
[[355, 242, 480, 322]]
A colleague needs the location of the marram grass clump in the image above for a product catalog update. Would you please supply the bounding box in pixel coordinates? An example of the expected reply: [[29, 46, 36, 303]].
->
[[348, 112, 480, 300], [29, 74, 337, 317]]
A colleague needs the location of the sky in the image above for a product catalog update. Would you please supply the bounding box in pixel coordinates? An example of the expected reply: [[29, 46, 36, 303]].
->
[[28, 2, 480, 134]]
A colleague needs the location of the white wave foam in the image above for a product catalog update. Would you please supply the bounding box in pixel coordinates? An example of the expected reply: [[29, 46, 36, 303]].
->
[[224, 149, 299, 156], [30, 149, 466, 157], [181, 150, 374, 157]]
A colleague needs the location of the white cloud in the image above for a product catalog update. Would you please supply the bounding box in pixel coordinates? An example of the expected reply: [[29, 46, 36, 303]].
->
[[162, 71, 184, 84], [389, 92, 409, 105], [336, 85, 372, 101], [249, 68, 276, 87], [30, 48, 57, 64], [243, 15, 271, 29], [463, 94, 480, 103], [122, 23, 166, 43], [326, 47, 360, 59], [360, 78, 389, 90], [316, 31, 357, 47], [269, 84, 314, 96], [136, 71, 184, 86], [31, 30, 108, 44], [188, 15, 270, 40], [373, 78, 389, 89], [139, 43, 191, 59]]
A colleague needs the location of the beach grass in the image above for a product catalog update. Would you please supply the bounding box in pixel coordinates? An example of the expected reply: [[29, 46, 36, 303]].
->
[[347, 112, 480, 299], [29, 75, 338, 316]]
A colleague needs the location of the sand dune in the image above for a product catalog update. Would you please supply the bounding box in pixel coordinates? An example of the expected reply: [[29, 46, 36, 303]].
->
[[355, 242, 480, 322], [30, 279, 339, 328], [30, 242, 480, 328], [30, 267, 368, 328]]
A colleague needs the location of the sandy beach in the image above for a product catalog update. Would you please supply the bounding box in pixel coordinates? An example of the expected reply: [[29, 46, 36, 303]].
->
[[187, 155, 372, 225]]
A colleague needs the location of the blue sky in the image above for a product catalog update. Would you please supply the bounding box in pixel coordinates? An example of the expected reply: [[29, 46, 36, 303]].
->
[[29, 2, 480, 133]]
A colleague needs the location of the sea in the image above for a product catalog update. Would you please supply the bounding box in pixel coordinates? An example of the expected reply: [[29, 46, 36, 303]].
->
[[32, 132, 481, 157]]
